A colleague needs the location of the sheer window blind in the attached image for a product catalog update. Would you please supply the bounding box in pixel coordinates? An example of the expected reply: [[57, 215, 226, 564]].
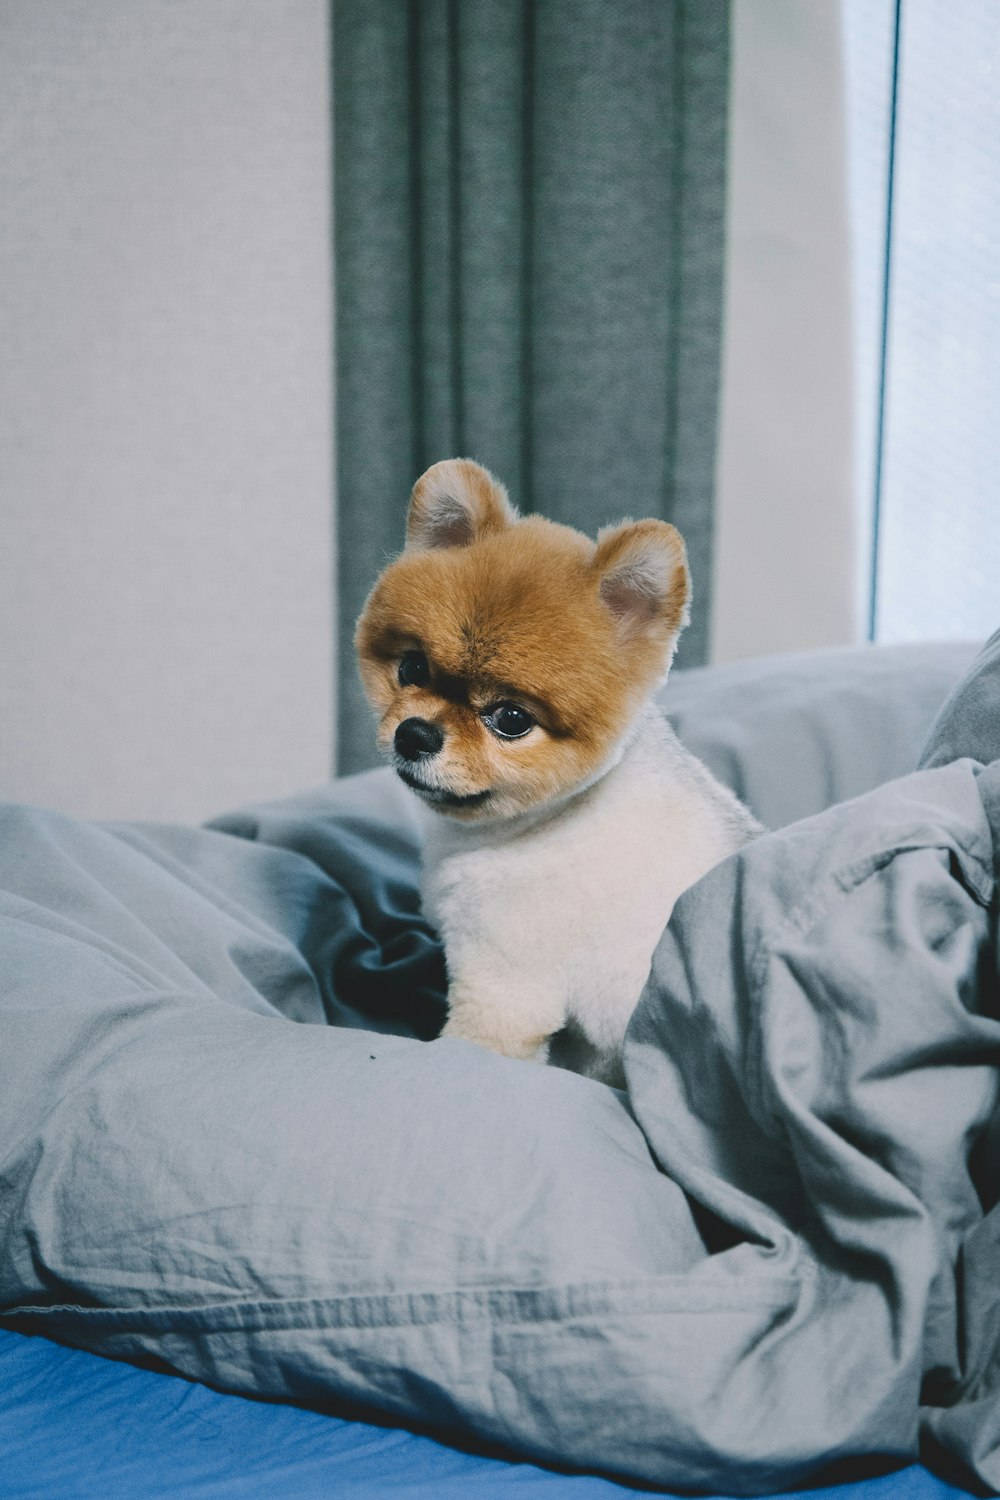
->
[[844, 0, 1000, 643]]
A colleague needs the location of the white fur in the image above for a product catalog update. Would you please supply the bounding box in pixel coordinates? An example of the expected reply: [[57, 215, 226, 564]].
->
[[419, 704, 761, 1088]]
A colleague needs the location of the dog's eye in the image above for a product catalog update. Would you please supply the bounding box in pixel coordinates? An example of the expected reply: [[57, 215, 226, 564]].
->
[[484, 703, 534, 740], [398, 651, 430, 688]]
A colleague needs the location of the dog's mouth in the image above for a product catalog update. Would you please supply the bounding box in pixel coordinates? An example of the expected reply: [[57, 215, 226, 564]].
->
[[396, 766, 493, 809]]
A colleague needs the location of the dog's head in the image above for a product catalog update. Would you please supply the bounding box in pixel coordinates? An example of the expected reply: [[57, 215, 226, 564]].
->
[[355, 459, 691, 821]]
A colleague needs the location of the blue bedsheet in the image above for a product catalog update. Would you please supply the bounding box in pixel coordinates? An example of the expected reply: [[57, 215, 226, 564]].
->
[[0, 1330, 974, 1500]]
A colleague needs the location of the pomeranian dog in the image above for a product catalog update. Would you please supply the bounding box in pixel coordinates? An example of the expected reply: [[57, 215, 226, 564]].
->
[[356, 459, 761, 1087]]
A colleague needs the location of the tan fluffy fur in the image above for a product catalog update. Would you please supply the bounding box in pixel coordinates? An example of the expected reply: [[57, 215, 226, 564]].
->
[[356, 463, 689, 822]]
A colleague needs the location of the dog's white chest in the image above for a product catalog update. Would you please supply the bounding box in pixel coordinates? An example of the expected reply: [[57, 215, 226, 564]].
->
[[420, 711, 758, 1081]]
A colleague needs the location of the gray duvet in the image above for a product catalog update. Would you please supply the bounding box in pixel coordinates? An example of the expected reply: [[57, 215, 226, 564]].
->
[[0, 637, 997, 1493]]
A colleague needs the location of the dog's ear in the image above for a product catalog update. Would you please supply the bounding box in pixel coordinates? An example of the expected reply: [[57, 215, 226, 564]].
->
[[406, 459, 518, 551], [592, 519, 691, 645]]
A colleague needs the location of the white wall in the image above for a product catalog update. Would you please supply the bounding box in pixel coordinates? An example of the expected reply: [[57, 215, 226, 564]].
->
[[0, 0, 334, 822], [711, 0, 867, 663]]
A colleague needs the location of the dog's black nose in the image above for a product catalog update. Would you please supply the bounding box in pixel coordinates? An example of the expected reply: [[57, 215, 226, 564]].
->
[[394, 717, 444, 761]]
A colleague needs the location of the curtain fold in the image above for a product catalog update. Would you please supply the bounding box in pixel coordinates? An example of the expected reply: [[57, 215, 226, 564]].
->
[[334, 0, 730, 773]]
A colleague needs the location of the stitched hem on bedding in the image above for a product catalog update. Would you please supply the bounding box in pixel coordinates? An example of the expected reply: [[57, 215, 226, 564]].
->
[[0, 1272, 804, 1336]]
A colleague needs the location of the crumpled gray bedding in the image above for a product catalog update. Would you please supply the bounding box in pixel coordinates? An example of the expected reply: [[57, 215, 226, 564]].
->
[[0, 636, 998, 1494]]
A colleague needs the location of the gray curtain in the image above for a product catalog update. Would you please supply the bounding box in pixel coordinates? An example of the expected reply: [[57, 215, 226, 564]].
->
[[334, 0, 731, 774]]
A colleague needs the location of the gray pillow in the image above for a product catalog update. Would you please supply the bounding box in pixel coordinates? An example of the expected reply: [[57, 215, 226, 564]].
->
[[661, 639, 980, 828], [0, 789, 712, 1486], [919, 626, 1000, 770]]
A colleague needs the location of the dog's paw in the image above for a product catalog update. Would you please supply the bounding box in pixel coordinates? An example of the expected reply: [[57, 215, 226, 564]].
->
[[440, 1003, 552, 1064]]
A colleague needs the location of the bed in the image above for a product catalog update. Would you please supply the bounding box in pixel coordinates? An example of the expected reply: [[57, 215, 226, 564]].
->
[[2, 636, 997, 1499]]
